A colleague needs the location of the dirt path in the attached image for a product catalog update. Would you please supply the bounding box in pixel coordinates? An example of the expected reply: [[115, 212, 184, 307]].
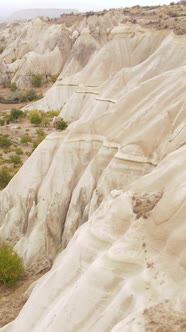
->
[[0, 102, 28, 113]]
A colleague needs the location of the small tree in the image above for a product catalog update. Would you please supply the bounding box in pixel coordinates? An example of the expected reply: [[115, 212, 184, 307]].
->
[[0, 243, 24, 286], [32, 74, 43, 88]]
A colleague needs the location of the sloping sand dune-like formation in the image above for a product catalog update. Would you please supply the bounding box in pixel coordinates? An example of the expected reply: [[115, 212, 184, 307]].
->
[[0, 5, 186, 332]]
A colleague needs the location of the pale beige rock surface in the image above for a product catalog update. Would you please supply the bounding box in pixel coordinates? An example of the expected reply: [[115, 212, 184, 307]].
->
[[0, 6, 186, 332]]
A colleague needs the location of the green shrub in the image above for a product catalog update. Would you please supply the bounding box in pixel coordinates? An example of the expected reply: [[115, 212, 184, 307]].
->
[[50, 74, 59, 83], [0, 167, 12, 189], [11, 58, 17, 63], [15, 148, 23, 155], [26, 89, 38, 101], [45, 110, 60, 118], [32, 128, 46, 149], [0, 135, 12, 148], [19, 93, 28, 102], [32, 74, 43, 88], [36, 128, 45, 138], [0, 243, 24, 286], [8, 154, 22, 166], [25, 151, 32, 156], [3, 115, 11, 125], [10, 108, 25, 122], [20, 134, 32, 145], [20, 89, 38, 102], [55, 119, 68, 131], [29, 111, 42, 126], [10, 83, 17, 92]]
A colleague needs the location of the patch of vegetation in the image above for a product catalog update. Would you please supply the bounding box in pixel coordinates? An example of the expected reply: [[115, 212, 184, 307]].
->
[[3, 115, 11, 125], [0, 135, 12, 148], [11, 58, 17, 63], [25, 151, 32, 156], [20, 134, 32, 145], [9, 108, 25, 122], [0, 89, 42, 104], [32, 74, 43, 88], [32, 128, 46, 150], [10, 83, 17, 92], [0, 119, 5, 126], [29, 111, 42, 126], [15, 148, 23, 155], [45, 110, 60, 118], [0, 243, 24, 287], [55, 119, 68, 131], [8, 154, 22, 167], [20, 89, 39, 102], [0, 167, 12, 189], [50, 74, 59, 83]]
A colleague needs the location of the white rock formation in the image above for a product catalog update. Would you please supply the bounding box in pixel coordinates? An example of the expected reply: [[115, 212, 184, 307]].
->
[[1, 146, 186, 331], [0, 7, 186, 332]]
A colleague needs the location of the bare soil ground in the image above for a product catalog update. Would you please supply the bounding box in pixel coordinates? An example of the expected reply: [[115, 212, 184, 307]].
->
[[0, 271, 47, 327]]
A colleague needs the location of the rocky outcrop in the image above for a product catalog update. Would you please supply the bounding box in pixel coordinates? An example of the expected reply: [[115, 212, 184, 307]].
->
[[1, 144, 186, 331]]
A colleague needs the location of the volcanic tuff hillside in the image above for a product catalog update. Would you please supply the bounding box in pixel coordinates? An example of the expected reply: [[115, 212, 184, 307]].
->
[[0, 4, 186, 332]]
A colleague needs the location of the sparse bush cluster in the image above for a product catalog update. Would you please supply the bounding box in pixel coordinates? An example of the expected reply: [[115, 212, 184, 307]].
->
[[0, 108, 25, 125], [0, 107, 68, 187], [0, 88, 42, 104], [0, 243, 24, 286]]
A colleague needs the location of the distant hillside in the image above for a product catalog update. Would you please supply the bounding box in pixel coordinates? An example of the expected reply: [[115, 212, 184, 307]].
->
[[8, 8, 79, 21]]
